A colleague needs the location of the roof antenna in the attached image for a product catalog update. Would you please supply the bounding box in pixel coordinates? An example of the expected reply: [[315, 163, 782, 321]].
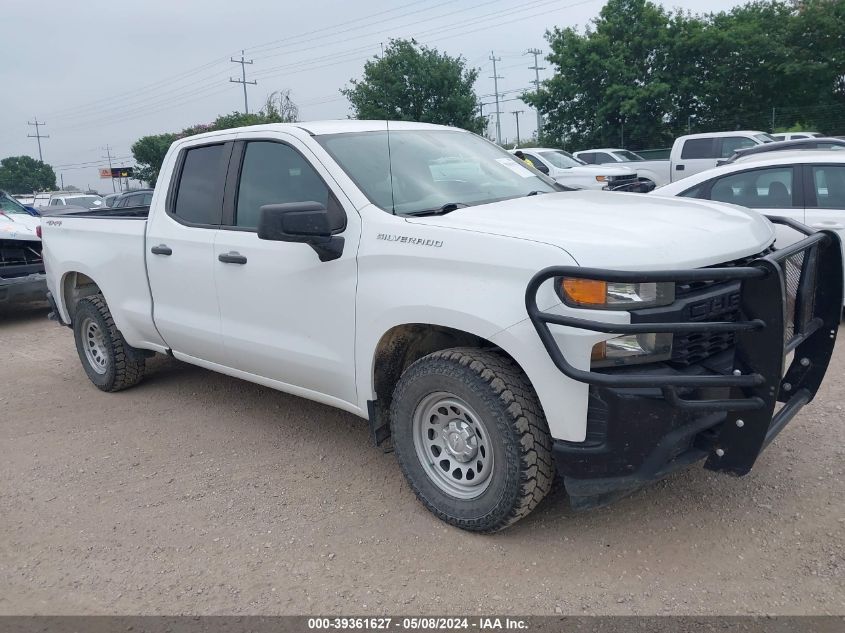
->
[[386, 119, 396, 215]]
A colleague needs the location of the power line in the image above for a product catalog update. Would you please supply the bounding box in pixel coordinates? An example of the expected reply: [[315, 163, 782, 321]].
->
[[230, 50, 257, 114], [526, 48, 545, 137], [27, 118, 49, 161], [490, 51, 504, 144]]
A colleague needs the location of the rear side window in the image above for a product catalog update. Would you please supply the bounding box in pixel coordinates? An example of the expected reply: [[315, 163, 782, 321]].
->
[[235, 141, 344, 231], [172, 144, 227, 225], [708, 167, 794, 209], [810, 165, 845, 209], [680, 139, 715, 159]]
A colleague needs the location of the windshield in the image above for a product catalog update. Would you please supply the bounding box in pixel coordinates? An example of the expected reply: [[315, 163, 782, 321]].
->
[[0, 193, 29, 215], [68, 195, 104, 209], [538, 150, 584, 169], [755, 134, 777, 143], [315, 129, 559, 215], [615, 150, 644, 161]]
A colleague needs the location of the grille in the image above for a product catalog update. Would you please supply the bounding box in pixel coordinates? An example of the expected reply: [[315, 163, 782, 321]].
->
[[0, 239, 43, 278], [783, 250, 815, 344], [669, 249, 773, 367]]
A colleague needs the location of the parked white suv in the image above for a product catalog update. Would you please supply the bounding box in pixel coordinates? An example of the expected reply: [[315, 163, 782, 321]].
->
[[42, 121, 842, 531]]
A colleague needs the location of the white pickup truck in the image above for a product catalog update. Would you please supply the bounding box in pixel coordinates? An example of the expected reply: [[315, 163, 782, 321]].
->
[[576, 131, 777, 187], [42, 121, 842, 532]]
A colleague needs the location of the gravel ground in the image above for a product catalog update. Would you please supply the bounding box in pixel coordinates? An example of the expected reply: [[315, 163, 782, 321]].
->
[[1, 307, 843, 615]]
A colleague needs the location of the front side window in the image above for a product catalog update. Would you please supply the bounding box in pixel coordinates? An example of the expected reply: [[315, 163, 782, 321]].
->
[[172, 144, 226, 225], [708, 167, 794, 208], [67, 196, 104, 209], [316, 130, 558, 216], [680, 139, 714, 159], [614, 151, 643, 162], [539, 150, 584, 168], [719, 136, 757, 158], [0, 193, 28, 214], [810, 165, 845, 209], [235, 141, 343, 231], [578, 153, 596, 164]]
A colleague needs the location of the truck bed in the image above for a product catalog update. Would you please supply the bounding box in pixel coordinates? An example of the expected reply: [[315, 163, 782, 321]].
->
[[41, 211, 163, 351]]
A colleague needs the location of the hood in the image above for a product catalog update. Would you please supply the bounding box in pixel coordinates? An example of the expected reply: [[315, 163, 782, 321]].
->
[[0, 212, 40, 241], [405, 190, 774, 269]]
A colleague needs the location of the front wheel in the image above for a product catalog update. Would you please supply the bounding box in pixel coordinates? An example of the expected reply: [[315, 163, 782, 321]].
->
[[390, 348, 555, 532], [73, 294, 145, 392]]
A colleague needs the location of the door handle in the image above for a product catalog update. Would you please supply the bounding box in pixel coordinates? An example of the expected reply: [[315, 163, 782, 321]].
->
[[675, 164, 685, 171], [150, 244, 172, 256], [218, 251, 247, 265], [812, 222, 845, 229]]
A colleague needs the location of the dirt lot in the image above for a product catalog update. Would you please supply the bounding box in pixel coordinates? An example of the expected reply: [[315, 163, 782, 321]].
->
[[1, 307, 843, 616]]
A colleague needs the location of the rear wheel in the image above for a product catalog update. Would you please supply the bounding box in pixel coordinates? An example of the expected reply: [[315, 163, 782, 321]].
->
[[390, 347, 554, 532], [73, 294, 145, 392]]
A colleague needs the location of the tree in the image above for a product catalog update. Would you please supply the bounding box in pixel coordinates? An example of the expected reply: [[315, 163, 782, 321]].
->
[[342, 39, 484, 132], [526, 0, 845, 150], [0, 156, 56, 193], [131, 90, 299, 186], [131, 133, 176, 187]]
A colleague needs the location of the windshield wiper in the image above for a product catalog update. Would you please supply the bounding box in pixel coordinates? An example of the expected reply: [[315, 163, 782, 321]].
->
[[525, 190, 547, 196], [404, 202, 469, 217]]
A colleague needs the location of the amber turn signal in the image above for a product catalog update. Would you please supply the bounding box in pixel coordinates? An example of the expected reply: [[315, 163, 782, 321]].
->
[[561, 278, 607, 306]]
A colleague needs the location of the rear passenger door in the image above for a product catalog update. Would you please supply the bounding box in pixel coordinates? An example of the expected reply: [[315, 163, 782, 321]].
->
[[803, 164, 845, 282], [145, 139, 233, 364], [674, 138, 717, 179]]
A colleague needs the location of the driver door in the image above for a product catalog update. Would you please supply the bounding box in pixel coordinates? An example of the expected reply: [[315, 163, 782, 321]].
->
[[212, 134, 361, 406]]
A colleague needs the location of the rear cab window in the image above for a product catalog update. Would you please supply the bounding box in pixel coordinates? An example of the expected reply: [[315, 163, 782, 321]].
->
[[170, 143, 229, 225], [680, 139, 715, 159]]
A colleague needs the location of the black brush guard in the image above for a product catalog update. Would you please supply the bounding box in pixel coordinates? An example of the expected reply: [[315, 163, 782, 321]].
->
[[525, 217, 842, 478]]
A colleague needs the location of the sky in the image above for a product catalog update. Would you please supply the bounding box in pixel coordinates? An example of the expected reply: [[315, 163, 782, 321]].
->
[[1, 0, 749, 192]]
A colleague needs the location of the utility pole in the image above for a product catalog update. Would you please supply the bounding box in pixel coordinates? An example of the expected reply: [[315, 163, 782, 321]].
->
[[525, 49, 545, 140], [489, 51, 503, 145], [103, 145, 116, 193], [27, 117, 49, 162], [230, 50, 257, 114], [511, 110, 524, 146]]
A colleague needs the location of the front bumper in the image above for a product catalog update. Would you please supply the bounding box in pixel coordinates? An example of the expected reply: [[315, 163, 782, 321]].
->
[[525, 217, 843, 509], [0, 272, 47, 306]]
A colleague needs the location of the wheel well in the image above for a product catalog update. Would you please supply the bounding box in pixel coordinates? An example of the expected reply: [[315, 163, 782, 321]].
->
[[62, 272, 101, 323], [371, 324, 525, 426]]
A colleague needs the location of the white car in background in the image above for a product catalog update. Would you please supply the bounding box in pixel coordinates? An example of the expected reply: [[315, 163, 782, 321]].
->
[[772, 132, 824, 141], [574, 148, 671, 188], [652, 151, 845, 299], [0, 191, 46, 307], [34, 192, 106, 211], [510, 148, 644, 191]]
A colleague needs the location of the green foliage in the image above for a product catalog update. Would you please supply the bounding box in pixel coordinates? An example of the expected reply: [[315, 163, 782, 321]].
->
[[526, 0, 845, 150], [130, 133, 176, 187], [0, 156, 57, 193], [342, 39, 485, 133], [131, 90, 299, 186]]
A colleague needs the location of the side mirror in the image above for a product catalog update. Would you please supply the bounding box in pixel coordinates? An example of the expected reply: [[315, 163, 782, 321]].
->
[[257, 201, 344, 262]]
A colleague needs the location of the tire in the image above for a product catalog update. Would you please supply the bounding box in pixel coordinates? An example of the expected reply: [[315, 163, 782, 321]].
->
[[390, 347, 555, 532], [73, 294, 145, 392]]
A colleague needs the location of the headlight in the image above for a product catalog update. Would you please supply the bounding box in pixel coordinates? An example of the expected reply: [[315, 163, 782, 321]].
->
[[559, 279, 675, 310], [591, 332, 673, 368], [595, 175, 608, 182]]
